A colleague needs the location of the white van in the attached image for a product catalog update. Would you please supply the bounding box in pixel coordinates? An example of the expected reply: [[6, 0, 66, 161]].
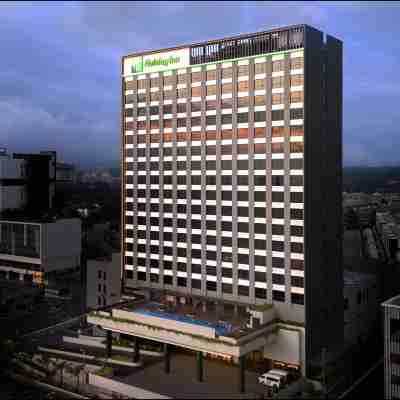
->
[[269, 368, 290, 384], [258, 372, 285, 391]]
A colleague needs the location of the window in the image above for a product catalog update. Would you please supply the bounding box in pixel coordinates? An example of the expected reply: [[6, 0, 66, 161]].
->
[[272, 191, 284, 202], [290, 192, 303, 203], [238, 64, 249, 76], [290, 158, 303, 169], [222, 283, 232, 294], [222, 83, 233, 94], [206, 85, 216, 96], [254, 111, 266, 122], [254, 79, 265, 90], [192, 279, 201, 289], [206, 281, 217, 291], [272, 93, 283, 105], [272, 76, 283, 88], [138, 272, 146, 281], [222, 114, 232, 125], [272, 208, 284, 218], [238, 97, 249, 107], [272, 110, 284, 121], [222, 67, 232, 79], [238, 81, 249, 92], [255, 288, 267, 299], [163, 75, 175, 86], [290, 126, 304, 137], [177, 73, 186, 84], [254, 96, 265, 106], [255, 62, 266, 74], [291, 294, 304, 305], [290, 209, 303, 220], [191, 117, 201, 126], [206, 69, 217, 81], [98, 271, 102, 280], [291, 259, 304, 270], [191, 101, 201, 112], [191, 86, 202, 98], [206, 115, 216, 125], [271, 143, 284, 153], [191, 71, 202, 82], [238, 285, 249, 297], [272, 175, 284, 186], [291, 75, 303, 86], [272, 274, 284, 285], [222, 98, 232, 109], [291, 57, 303, 70], [290, 91, 303, 103], [290, 175, 303, 186], [206, 100, 217, 110], [290, 109, 303, 120], [272, 60, 284, 72], [164, 275, 173, 285], [237, 113, 248, 123], [273, 290, 285, 302], [291, 276, 304, 288], [291, 225, 303, 236]]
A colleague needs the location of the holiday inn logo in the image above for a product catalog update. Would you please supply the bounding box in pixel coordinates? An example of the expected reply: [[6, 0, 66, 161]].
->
[[144, 55, 180, 68], [126, 48, 189, 75]]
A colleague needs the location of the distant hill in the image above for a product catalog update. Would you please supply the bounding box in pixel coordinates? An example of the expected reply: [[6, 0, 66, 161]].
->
[[343, 166, 400, 193]]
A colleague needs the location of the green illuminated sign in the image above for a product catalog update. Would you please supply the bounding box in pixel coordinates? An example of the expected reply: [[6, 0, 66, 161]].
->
[[131, 58, 143, 73]]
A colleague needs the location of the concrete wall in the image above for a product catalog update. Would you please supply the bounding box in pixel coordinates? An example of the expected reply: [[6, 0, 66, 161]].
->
[[264, 328, 300, 365], [88, 373, 170, 399], [344, 278, 378, 346], [42, 219, 81, 272], [0, 186, 24, 211]]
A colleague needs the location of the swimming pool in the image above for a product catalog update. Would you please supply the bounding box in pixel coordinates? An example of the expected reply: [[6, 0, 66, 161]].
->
[[134, 305, 231, 336]]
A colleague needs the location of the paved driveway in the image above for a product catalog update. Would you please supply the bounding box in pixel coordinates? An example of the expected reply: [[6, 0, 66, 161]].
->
[[118, 352, 268, 399]]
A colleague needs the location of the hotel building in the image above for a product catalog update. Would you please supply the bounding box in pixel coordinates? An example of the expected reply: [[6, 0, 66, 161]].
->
[[102, 24, 343, 378]]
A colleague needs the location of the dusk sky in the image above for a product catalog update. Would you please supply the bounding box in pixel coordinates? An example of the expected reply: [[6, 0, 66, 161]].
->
[[1, 1, 399, 168]]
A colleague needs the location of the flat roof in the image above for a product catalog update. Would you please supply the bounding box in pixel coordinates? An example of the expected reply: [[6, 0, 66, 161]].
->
[[122, 24, 309, 60], [383, 294, 400, 308]]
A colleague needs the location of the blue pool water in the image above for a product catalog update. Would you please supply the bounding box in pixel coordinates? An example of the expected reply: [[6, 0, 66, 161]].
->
[[134, 304, 231, 336]]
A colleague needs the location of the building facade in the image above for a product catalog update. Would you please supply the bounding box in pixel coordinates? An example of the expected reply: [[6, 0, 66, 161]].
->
[[86, 252, 122, 310], [121, 24, 343, 372], [0, 218, 81, 286], [383, 295, 400, 399], [0, 149, 56, 214]]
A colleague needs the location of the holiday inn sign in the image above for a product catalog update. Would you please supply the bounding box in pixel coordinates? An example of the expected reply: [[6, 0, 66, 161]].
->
[[124, 48, 190, 75]]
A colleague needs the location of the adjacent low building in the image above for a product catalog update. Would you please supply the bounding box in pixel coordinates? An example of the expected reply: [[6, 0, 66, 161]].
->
[[383, 295, 400, 399], [343, 270, 378, 347], [86, 252, 122, 310], [0, 218, 81, 286]]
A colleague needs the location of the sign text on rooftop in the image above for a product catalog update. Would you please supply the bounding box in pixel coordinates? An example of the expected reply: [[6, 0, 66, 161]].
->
[[124, 48, 190, 75]]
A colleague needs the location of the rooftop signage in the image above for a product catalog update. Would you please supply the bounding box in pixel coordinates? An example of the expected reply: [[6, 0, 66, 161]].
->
[[124, 48, 190, 75]]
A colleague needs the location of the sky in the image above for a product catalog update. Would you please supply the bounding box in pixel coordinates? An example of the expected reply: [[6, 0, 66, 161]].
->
[[0, 1, 399, 168]]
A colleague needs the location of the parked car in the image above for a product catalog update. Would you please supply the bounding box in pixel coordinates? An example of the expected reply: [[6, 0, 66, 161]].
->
[[258, 369, 289, 391]]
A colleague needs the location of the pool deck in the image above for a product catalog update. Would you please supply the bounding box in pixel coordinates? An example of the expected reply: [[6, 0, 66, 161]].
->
[[118, 297, 252, 339]]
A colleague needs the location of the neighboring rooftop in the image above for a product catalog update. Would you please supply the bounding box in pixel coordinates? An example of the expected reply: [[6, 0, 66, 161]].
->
[[382, 293, 400, 308], [344, 270, 376, 289]]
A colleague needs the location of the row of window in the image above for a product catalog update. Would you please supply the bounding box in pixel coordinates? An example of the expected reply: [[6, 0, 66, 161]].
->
[[130, 222, 303, 236], [128, 257, 304, 270], [133, 241, 304, 255], [129, 76, 303, 103], [128, 159, 302, 172], [131, 209, 303, 225], [130, 175, 302, 188], [125, 127, 304, 144], [128, 92, 303, 114], [126, 58, 303, 89], [125, 269, 304, 304]]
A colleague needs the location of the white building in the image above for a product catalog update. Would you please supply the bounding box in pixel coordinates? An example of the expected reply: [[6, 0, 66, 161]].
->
[[0, 218, 81, 286], [86, 252, 121, 310], [344, 270, 378, 347]]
